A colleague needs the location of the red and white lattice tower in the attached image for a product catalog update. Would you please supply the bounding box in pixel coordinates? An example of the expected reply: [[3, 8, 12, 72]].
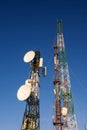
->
[[52, 20, 78, 130]]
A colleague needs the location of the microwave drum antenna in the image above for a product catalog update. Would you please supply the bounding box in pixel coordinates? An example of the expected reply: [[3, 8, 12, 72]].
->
[[17, 84, 31, 101], [23, 50, 35, 63]]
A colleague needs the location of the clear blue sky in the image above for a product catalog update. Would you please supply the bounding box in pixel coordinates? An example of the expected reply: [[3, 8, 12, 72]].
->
[[0, 0, 87, 130]]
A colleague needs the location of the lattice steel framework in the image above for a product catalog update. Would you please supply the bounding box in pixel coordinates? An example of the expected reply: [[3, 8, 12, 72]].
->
[[21, 71, 40, 130], [21, 51, 45, 130], [52, 20, 78, 130]]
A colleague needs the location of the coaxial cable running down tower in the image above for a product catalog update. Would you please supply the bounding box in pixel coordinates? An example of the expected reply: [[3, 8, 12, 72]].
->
[[17, 50, 46, 130], [52, 20, 78, 130]]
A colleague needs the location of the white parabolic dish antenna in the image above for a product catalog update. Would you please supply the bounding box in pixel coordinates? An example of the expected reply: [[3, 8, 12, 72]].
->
[[17, 84, 31, 101], [23, 50, 35, 63]]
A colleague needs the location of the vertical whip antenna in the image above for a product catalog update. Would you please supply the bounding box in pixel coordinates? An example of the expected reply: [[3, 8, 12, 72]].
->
[[57, 20, 62, 34]]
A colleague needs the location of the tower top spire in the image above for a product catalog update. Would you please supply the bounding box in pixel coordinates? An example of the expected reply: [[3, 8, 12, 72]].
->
[[57, 20, 62, 34]]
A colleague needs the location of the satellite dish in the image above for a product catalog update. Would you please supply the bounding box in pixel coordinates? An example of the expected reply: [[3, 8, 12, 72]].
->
[[23, 51, 35, 63], [17, 84, 31, 101], [61, 107, 67, 116]]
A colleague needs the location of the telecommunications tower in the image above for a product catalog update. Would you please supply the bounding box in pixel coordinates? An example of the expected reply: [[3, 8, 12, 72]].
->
[[52, 20, 78, 130], [17, 50, 46, 130]]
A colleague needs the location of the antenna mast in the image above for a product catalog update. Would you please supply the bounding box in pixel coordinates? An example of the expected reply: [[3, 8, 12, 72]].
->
[[17, 50, 46, 130], [52, 20, 78, 130]]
